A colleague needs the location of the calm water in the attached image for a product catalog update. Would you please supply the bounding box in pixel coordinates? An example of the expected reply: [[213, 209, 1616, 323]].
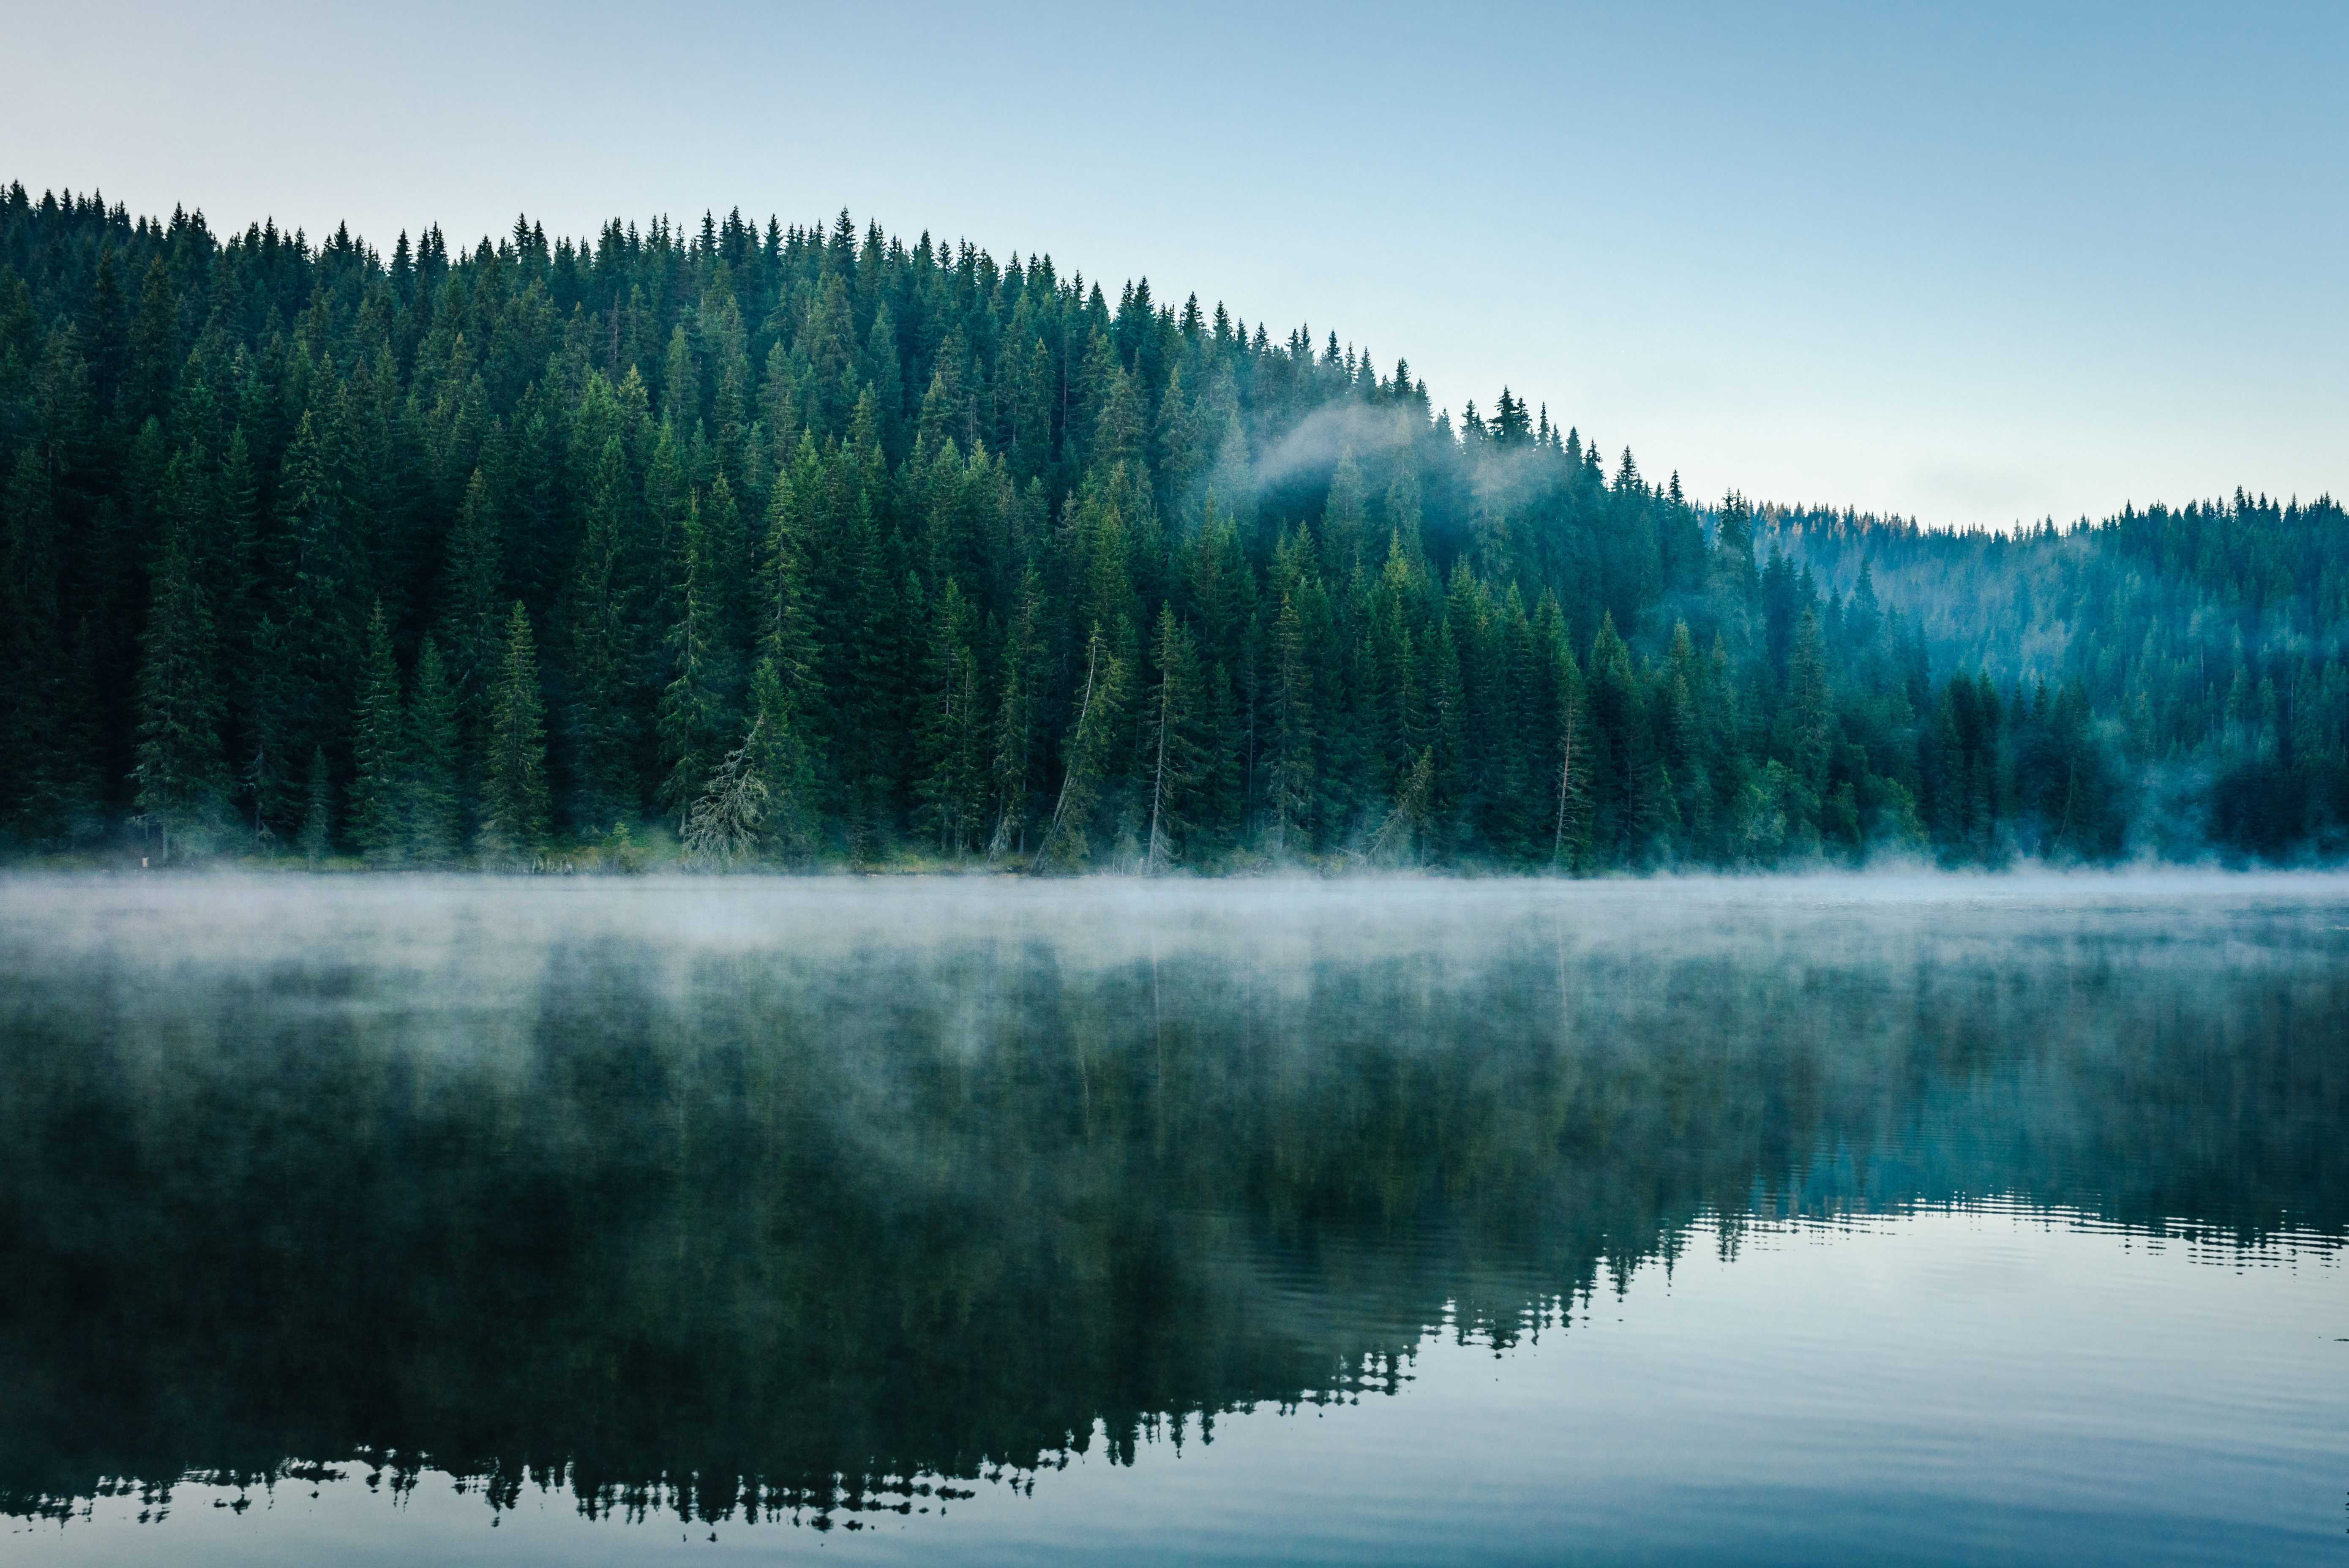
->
[[0, 874, 2343, 1565]]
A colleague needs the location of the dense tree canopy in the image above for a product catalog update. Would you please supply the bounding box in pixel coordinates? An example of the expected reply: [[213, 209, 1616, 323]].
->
[[1, 183, 2342, 868]]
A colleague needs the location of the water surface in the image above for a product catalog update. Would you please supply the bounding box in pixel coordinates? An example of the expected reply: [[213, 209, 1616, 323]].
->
[[2, 875, 2343, 1563]]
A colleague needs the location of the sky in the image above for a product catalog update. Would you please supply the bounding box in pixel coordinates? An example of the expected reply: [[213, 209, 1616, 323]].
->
[[7, 0, 2342, 527]]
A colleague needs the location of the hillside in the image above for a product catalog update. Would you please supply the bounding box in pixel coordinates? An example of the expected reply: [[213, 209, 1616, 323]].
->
[[2, 185, 2343, 869]]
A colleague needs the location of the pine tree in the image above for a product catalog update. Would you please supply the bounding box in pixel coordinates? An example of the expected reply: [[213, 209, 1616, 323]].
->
[[348, 601, 407, 863], [1552, 641, 1590, 869], [914, 578, 987, 855], [437, 468, 503, 725], [1034, 624, 1128, 872], [266, 408, 356, 829], [684, 717, 770, 867], [1266, 591, 1316, 854], [405, 637, 462, 863], [658, 494, 733, 824], [297, 746, 333, 863], [988, 565, 1045, 859], [130, 472, 225, 862], [1322, 445, 1368, 584], [1144, 604, 1205, 871], [479, 603, 550, 859], [756, 450, 827, 783], [747, 657, 818, 862], [0, 449, 63, 843], [1775, 604, 1832, 842], [562, 449, 638, 831]]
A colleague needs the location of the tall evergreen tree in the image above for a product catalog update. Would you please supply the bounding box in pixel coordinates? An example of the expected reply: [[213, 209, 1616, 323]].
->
[[347, 601, 406, 863], [1552, 641, 1590, 869], [1034, 624, 1128, 872], [988, 564, 1045, 859], [1144, 604, 1206, 871], [130, 470, 225, 861], [406, 637, 462, 863], [1266, 591, 1316, 854], [913, 577, 986, 855], [480, 602, 551, 858], [297, 746, 333, 862], [658, 494, 733, 824]]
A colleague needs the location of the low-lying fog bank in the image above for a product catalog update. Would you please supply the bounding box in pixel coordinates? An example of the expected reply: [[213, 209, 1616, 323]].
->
[[4, 867, 2344, 972], [2, 868, 2341, 1528]]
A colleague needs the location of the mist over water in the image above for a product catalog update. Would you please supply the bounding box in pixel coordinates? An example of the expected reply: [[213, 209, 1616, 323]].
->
[[2, 874, 2344, 1563]]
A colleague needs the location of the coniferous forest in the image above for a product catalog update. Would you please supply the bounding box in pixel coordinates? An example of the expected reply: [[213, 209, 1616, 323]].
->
[[3, 184, 2345, 872]]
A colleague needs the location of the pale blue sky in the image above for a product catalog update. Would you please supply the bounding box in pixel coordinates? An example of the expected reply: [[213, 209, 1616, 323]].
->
[[10, 0, 2341, 526]]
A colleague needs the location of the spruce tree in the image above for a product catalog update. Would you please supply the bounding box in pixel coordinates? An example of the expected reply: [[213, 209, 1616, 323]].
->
[[130, 475, 225, 862], [1552, 641, 1591, 868], [347, 601, 406, 863], [747, 658, 818, 862], [437, 468, 503, 730], [297, 747, 333, 863], [1144, 604, 1205, 871], [1321, 446, 1368, 584], [0, 449, 60, 844], [1266, 592, 1316, 854], [658, 494, 731, 824], [562, 450, 638, 832], [988, 566, 1045, 859], [914, 578, 986, 855], [405, 638, 462, 863], [1034, 625, 1128, 872], [684, 717, 769, 867], [479, 603, 551, 859]]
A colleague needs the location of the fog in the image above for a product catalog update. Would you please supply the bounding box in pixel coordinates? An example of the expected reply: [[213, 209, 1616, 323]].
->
[[3, 872, 2343, 1533], [12, 866, 2346, 974]]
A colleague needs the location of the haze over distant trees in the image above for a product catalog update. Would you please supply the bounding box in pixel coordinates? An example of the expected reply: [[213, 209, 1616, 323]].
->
[[2, 184, 2343, 870]]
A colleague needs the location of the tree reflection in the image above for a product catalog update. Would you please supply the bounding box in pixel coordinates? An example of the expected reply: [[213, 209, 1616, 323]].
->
[[0, 887, 2341, 1526]]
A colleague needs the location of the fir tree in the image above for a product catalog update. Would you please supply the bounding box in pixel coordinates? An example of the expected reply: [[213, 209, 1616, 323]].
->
[[480, 602, 550, 859], [988, 565, 1045, 859], [1552, 641, 1590, 869], [913, 578, 986, 855], [684, 717, 769, 867], [747, 657, 818, 862], [658, 493, 733, 824], [1035, 624, 1128, 872], [437, 468, 504, 730], [406, 637, 462, 863], [348, 601, 407, 863], [1266, 591, 1316, 854], [130, 474, 225, 861], [297, 746, 333, 863], [1144, 604, 1206, 871], [562, 446, 638, 831]]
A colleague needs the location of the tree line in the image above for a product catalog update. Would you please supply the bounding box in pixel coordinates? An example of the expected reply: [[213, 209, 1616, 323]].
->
[[2, 183, 2343, 869]]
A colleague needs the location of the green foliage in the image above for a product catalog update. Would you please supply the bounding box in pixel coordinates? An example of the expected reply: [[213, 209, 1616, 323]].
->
[[0, 184, 2341, 867], [297, 746, 332, 862], [1034, 625, 1129, 872], [1144, 603, 1207, 870], [129, 457, 225, 859], [405, 638, 462, 863], [347, 601, 406, 863], [479, 603, 549, 859]]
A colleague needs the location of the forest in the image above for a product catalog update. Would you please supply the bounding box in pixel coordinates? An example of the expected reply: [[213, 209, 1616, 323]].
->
[[2, 183, 2344, 870]]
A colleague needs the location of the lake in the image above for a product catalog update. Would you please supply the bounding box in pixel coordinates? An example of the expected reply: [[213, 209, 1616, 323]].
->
[[1, 874, 2343, 1565]]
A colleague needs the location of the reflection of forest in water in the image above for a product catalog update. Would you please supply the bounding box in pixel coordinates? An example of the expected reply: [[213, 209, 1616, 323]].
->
[[1, 880, 2342, 1527]]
